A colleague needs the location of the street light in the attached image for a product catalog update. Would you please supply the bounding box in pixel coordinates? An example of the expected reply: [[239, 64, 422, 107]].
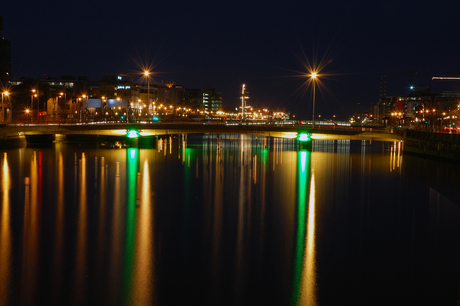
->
[[117, 97, 121, 121], [78, 97, 82, 122], [31, 89, 36, 121], [59, 91, 66, 121], [144, 71, 151, 118], [31, 90, 39, 122], [311, 72, 317, 127], [82, 94, 88, 122], [1, 91, 9, 123]]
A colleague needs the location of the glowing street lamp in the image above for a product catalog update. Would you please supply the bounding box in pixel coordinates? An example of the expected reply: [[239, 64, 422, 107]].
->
[[82, 94, 88, 121], [311, 72, 317, 127], [2, 91, 9, 123], [144, 70, 151, 117]]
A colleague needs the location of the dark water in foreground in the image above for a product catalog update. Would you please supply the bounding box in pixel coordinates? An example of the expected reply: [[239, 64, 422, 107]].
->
[[0, 134, 460, 306]]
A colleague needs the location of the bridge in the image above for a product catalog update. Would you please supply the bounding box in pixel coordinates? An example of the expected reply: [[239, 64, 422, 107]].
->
[[4, 122, 460, 163], [0, 122, 405, 147]]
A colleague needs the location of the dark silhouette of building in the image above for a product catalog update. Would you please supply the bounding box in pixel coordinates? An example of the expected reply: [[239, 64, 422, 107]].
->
[[0, 16, 11, 88]]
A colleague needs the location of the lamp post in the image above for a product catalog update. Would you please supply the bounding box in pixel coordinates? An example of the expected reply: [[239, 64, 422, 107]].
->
[[59, 92, 66, 122], [78, 97, 82, 122], [311, 72, 317, 127], [31, 89, 39, 122], [144, 71, 150, 119], [102, 96, 107, 122], [1, 91, 9, 123], [82, 94, 88, 122], [117, 97, 121, 122], [31, 89, 35, 121]]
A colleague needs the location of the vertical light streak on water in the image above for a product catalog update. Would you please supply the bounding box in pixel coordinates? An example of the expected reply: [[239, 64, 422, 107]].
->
[[38, 151, 42, 208], [131, 155, 156, 305], [52, 151, 65, 297], [280, 139, 283, 165], [292, 150, 309, 305], [73, 152, 87, 305], [390, 145, 394, 172], [253, 154, 257, 184], [257, 148, 268, 258], [211, 143, 224, 298], [123, 148, 138, 304], [183, 148, 193, 260], [108, 161, 123, 305], [182, 134, 186, 164], [392, 142, 396, 170], [0, 153, 11, 305], [20, 151, 39, 305], [235, 134, 247, 303], [362, 140, 366, 176], [95, 156, 107, 290], [301, 167, 317, 306]]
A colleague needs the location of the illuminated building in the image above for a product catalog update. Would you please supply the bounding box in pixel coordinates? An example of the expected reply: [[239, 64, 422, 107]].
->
[[99, 75, 139, 105], [203, 85, 222, 112]]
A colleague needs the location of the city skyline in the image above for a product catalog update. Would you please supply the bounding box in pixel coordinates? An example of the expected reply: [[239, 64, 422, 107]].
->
[[2, 0, 460, 119]]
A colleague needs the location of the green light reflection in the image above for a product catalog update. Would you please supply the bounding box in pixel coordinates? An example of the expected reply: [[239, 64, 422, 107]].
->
[[292, 150, 312, 305], [124, 148, 139, 302]]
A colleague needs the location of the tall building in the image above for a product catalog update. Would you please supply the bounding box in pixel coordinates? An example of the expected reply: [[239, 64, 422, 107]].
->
[[203, 85, 222, 112], [0, 16, 12, 88], [99, 74, 139, 106], [185, 89, 204, 111]]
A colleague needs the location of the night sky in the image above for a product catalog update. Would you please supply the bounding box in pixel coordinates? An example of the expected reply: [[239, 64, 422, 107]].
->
[[3, 0, 460, 119]]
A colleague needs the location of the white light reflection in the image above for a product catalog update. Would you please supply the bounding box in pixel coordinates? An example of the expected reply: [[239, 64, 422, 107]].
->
[[73, 152, 87, 303], [301, 170, 317, 305], [131, 159, 155, 305]]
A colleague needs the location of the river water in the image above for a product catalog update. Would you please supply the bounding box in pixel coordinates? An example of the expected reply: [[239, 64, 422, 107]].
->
[[0, 134, 459, 306]]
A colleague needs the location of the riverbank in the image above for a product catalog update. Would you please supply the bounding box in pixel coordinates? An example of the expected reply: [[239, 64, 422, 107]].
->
[[404, 130, 460, 163]]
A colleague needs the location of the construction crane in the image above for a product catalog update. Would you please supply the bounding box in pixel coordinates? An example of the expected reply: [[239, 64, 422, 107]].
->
[[398, 70, 418, 91], [118, 72, 135, 82]]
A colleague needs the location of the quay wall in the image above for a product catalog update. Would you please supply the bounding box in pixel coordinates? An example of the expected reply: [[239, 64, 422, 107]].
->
[[404, 130, 460, 163]]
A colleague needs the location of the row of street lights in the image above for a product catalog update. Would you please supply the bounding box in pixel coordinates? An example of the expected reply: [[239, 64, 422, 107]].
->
[[2, 66, 318, 123]]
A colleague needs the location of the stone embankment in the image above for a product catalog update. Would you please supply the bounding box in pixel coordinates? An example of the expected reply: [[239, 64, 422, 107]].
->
[[404, 130, 460, 163]]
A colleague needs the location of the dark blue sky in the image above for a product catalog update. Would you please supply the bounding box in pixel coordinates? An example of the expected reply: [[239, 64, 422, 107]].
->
[[3, 0, 460, 119]]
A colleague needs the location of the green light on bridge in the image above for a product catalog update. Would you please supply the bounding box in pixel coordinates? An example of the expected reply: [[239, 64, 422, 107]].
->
[[297, 133, 311, 142], [127, 129, 139, 138]]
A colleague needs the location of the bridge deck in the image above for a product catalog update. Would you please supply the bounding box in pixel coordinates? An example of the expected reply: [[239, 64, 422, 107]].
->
[[0, 123, 404, 142]]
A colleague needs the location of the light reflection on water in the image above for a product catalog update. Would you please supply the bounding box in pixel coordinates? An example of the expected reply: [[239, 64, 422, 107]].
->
[[0, 135, 459, 305], [1, 153, 11, 306]]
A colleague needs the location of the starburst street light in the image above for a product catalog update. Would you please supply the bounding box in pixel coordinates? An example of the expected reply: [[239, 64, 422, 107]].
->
[[290, 44, 338, 126], [144, 70, 151, 118], [311, 72, 317, 127]]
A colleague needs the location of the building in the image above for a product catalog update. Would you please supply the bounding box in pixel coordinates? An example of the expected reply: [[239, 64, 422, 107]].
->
[[99, 74, 139, 104], [185, 88, 204, 111], [0, 16, 11, 88], [203, 85, 222, 112]]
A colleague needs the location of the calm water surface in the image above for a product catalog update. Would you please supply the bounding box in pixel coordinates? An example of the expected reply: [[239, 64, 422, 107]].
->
[[0, 134, 459, 306]]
